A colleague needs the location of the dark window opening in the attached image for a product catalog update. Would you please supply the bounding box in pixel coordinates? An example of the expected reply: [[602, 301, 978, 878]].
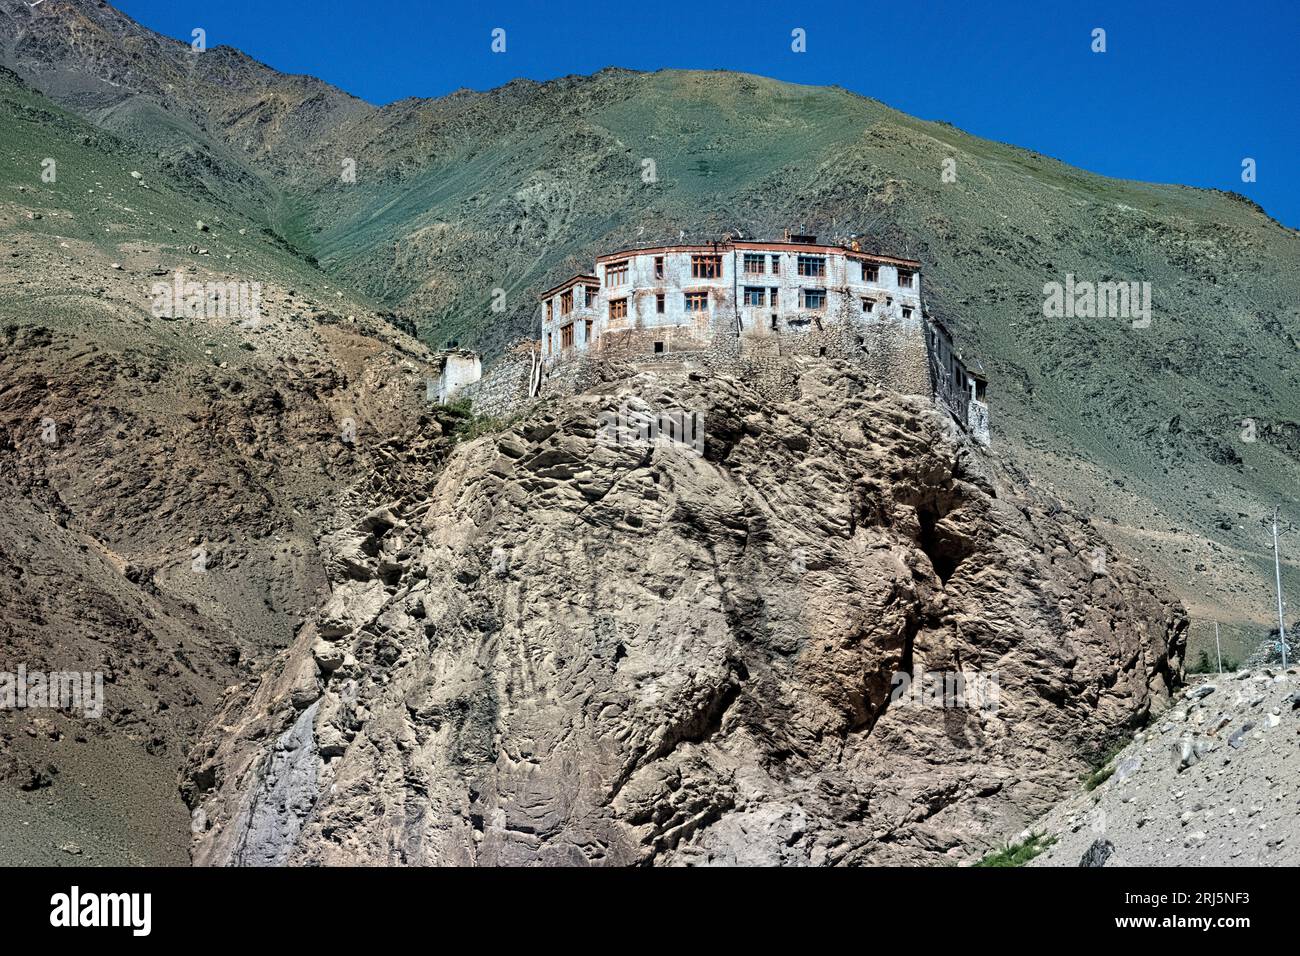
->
[[605, 260, 628, 285], [797, 255, 826, 277], [801, 287, 827, 309], [691, 254, 722, 279]]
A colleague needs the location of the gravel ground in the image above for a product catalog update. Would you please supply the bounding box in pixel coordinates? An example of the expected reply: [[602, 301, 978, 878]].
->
[[1030, 668, 1299, 866]]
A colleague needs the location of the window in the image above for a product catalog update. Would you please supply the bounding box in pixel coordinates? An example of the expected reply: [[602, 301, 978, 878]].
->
[[691, 254, 722, 278], [771, 256, 780, 275], [801, 288, 826, 309], [653, 341, 665, 354], [744, 286, 765, 306], [561, 324, 574, 348], [743, 253, 766, 275], [769, 288, 778, 308], [605, 260, 628, 286], [862, 264, 879, 283], [545, 332, 552, 355], [898, 269, 915, 289], [861, 297, 875, 314], [797, 255, 825, 277], [560, 289, 573, 314], [584, 319, 593, 343], [584, 286, 599, 307], [546, 300, 554, 322], [656, 293, 665, 313], [684, 291, 708, 312], [609, 297, 628, 320], [654, 256, 664, 279], [901, 306, 913, 320]]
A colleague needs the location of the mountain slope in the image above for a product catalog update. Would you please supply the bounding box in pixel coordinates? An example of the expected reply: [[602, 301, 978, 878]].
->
[[0, 61, 450, 863], [2, 2, 1294, 659]]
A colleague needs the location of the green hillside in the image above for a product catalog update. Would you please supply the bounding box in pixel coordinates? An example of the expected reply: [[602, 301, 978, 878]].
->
[[2, 0, 1298, 659]]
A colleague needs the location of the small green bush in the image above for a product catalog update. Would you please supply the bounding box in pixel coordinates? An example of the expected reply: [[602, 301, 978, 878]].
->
[[974, 833, 1056, 867]]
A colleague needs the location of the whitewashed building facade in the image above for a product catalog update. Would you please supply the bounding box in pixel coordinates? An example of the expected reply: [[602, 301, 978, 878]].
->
[[539, 234, 924, 362]]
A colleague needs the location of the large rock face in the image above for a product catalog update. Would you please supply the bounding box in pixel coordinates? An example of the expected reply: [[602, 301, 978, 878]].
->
[[184, 362, 1186, 865]]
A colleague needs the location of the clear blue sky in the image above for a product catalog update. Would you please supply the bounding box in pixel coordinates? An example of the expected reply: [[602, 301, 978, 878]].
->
[[116, 0, 1299, 227]]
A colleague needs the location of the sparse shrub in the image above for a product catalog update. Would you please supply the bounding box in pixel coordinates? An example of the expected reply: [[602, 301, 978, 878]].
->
[[975, 833, 1056, 867], [1187, 649, 1237, 674], [1083, 763, 1115, 792]]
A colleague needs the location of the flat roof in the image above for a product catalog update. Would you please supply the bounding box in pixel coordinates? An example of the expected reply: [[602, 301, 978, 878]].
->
[[539, 273, 599, 300], [592, 240, 921, 269]]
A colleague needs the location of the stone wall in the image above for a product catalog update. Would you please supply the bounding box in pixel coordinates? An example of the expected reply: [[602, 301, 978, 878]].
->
[[456, 342, 537, 420], [456, 308, 980, 444]]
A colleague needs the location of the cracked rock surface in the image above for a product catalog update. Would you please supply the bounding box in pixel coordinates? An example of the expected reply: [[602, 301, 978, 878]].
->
[[185, 362, 1186, 865]]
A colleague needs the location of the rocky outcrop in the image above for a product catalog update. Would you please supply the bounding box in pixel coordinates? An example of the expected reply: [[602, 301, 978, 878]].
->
[[184, 361, 1186, 866]]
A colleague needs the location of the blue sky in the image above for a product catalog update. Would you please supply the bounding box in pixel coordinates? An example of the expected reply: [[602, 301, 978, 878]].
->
[[116, 0, 1299, 227]]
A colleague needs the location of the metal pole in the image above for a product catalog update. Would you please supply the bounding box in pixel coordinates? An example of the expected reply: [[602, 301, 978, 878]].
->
[[1271, 507, 1289, 668], [1215, 622, 1222, 675]]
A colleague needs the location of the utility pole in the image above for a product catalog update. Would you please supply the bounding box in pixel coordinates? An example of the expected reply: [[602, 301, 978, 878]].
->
[[1215, 622, 1222, 675], [1270, 506, 1290, 668]]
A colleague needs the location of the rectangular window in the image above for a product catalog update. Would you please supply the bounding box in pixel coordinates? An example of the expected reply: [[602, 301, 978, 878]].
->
[[801, 288, 826, 309], [691, 254, 722, 279], [862, 264, 879, 283], [684, 291, 708, 312], [609, 297, 628, 320], [898, 269, 915, 289], [744, 286, 765, 306], [561, 324, 574, 348], [861, 297, 875, 313], [797, 255, 825, 277], [546, 300, 554, 321], [654, 256, 664, 279], [901, 306, 914, 320], [654, 341, 665, 354], [656, 293, 665, 313], [771, 256, 780, 275], [743, 254, 766, 275], [769, 288, 778, 308], [560, 289, 573, 314], [584, 286, 599, 307], [584, 319, 593, 343], [605, 260, 628, 286]]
